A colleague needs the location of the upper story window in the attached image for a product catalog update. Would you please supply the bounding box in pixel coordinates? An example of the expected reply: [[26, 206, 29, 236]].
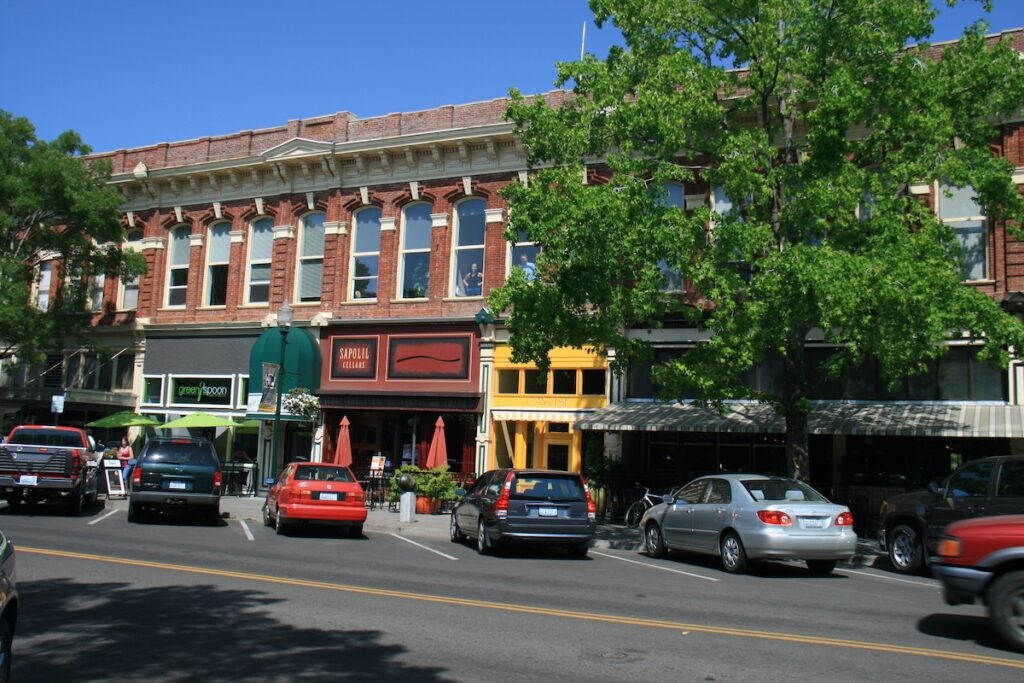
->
[[166, 225, 191, 307], [399, 203, 432, 299], [246, 218, 273, 304], [121, 228, 143, 310], [35, 261, 53, 311], [205, 221, 231, 306], [510, 229, 538, 282], [938, 183, 987, 281], [88, 273, 105, 311], [297, 212, 325, 303], [453, 198, 486, 297], [351, 207, 381, 300], [657, 182, 685, 291]]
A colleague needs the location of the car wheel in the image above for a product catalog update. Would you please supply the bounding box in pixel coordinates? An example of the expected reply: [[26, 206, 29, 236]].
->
[[476, 519, 491, 555], [720, 532, 748, 574], [262, 505, 272, 527], [68, 489, 84, 516], [274, 508, 287, 535], [349, 524, 363, 538], [0, 617, 12, 683], [645, 523, 666, 559], [86, 488, 98, 507], [806, 560, 837, 576], [568, 543, 589, 558], [987, 570, 1024, 652], [450, 513, 464, 543], [888, 524, 924, 575]]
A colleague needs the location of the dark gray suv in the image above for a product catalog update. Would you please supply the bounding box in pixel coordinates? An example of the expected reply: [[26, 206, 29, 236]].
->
[[128, 437, 222, 524], [450, 469, 597, 557]]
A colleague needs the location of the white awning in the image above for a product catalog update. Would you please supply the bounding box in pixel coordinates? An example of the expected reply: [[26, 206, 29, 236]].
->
[[490, 409, 595, 423], [574, 401, 1024, 438]]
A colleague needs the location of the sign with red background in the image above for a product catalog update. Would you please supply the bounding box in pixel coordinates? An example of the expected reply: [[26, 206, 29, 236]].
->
[[330, 337, 377, 379], [387, 336, 470, 380]]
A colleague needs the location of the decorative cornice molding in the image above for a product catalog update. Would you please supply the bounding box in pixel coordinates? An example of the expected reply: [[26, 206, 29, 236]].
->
[[273, 225, 295, 240], [229, 230, 244, 244], [141, 236, 166, 250], [310, 311, 332, 327], [380, 217, 396, 232], [484, 208, 504, 224], [431, 212, 449, 228], [188, 233, 204, 247], [324, 221, 347, 236]]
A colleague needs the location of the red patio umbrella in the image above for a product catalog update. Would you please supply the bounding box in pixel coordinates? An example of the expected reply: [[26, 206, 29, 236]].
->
[[425, 417, 448, 469], [334, 416, 353, 468]]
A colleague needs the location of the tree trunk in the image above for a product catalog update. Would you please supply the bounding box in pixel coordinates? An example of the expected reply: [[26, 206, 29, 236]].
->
[[784, 408, 810, 482]]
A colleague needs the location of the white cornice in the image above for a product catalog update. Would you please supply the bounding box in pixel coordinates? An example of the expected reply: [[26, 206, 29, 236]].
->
[[141, 236, 166, 250], [273, 225, 295, 240], [484, 208, 504, 224], [324, 221, 347, 236], [380, 217, 396, 232], [431, 212, 448, 228], [188, 233, 204, 247], [229, 230, 244, 244]]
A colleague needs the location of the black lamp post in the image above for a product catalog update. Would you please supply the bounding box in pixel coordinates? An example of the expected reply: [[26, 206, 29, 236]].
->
[[270, 299, 293, 479]]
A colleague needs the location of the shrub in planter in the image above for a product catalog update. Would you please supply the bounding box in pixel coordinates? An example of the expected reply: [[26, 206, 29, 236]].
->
[[387, 464, 458, 513]]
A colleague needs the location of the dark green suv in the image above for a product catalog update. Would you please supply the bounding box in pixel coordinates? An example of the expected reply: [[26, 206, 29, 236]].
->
[[128, 437, 222, 524]]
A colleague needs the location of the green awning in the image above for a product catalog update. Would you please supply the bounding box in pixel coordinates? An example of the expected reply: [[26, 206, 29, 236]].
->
[[246, 326, 321, 421], [158, 412, 239, 429]]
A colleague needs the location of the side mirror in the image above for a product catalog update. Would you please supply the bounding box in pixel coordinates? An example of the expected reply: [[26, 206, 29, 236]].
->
[[455, 488, 466, 497], [663, 494, 675, 506], [927, 481, 943, 496]]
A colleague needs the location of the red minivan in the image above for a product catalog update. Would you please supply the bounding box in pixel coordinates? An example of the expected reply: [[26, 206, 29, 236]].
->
[[263, 463, 367, 537]]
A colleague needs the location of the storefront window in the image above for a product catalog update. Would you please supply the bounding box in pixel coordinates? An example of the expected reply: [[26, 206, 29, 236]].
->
[[497, 370, 519, 394], [523, 370, 547, 395], [143, 377, 163, 404], [552, 370, 576, 395], [581, 370, 605, 395]]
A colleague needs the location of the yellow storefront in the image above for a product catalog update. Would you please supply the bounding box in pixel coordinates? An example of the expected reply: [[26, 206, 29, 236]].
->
[[488, 346, 607, 472]]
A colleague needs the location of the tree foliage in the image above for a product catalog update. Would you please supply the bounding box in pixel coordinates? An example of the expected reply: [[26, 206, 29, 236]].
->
[[0, 110, 145, 362], [490, 0, 1024, 478]]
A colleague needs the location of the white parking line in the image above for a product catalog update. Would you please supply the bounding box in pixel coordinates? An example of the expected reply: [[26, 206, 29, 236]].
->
[[836, 568, 939, 588], [591, 550, 720, 582], [88, 509, 119, 525], [239, 519, 255, 542], [388, 533, 458, 561]]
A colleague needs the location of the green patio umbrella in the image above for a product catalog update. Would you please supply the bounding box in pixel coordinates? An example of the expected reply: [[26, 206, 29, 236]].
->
[[86, 411, 162, 428], [232, 419, 262, 432], [157, 412, 239, 430]]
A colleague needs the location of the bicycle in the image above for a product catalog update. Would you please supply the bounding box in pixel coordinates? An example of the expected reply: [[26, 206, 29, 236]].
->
[[624, 485, 662, 528]]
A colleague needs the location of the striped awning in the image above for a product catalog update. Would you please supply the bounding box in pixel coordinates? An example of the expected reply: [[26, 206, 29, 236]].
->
[[490, 409, 595, 423], [574, 401, 1024, 438]]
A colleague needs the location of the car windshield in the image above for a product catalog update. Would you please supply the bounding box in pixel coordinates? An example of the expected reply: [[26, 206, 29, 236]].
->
[[6, 429, 83, 448], [509, 475, 584, 501], [142, 442, 218, 467], [742, 479, 827, 503], [293, 466, 353, 482]]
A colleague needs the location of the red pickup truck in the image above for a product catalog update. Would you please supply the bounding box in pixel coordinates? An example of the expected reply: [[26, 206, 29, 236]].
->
[[0, 425, 100, 515]]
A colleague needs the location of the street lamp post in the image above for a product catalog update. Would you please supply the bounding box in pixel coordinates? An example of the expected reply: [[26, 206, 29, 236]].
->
[[270, 300, 293, 482]]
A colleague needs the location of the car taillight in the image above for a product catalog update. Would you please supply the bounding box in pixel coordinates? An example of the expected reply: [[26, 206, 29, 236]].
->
[[350, 491, 364, 504], [756, 510, 792, 525], [131, 467, 143, 485], [584, 483, 597, 521], [835, 511, 854, 527], [213, 471, 223, 489], [938, 537, 962, 558], [494, 472, 514, 518]]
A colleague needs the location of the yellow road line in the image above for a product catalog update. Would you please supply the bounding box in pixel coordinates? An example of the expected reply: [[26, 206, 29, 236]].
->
[[19, 545, 1024, 670]]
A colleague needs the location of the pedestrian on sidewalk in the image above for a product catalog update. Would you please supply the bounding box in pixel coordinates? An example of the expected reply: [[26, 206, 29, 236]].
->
[[118, 436, 135, 489]]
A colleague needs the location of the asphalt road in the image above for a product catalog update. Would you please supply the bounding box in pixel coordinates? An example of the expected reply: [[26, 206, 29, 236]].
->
[[1, 499, 1022, 682]]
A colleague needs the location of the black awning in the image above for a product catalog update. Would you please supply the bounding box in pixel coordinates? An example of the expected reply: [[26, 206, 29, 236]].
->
[[318, 392, 481, 413]]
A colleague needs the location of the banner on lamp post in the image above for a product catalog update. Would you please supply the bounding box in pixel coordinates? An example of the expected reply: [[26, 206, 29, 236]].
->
[[258, 362, 279, 413]]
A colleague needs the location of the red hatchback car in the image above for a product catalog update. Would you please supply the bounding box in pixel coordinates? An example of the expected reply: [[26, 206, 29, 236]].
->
[[933, 515, 1024, 652], [263, 463, 367, 537]]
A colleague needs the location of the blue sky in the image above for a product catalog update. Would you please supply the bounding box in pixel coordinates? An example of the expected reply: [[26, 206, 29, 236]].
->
[[1, 1, 1020, 153]]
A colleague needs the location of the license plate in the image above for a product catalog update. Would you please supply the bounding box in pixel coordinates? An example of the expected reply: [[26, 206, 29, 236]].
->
[[19, 475, 37, 486], [801, 517, 826, 528], [319, 492, 338, 501], [168, 481, 187, 490], [538, 507, 558, 517]]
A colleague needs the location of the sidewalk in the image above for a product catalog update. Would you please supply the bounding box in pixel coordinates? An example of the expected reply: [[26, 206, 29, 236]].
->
[[105, 494, 886, 566]]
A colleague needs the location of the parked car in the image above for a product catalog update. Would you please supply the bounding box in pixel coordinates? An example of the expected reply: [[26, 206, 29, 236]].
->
[[128, 436, 221, 524], [0, 528, 17, 682], [450, 469, 597, 557], [879, 456, 1024, 574], [641, 474, 857, 574], [263, 462, 367, 537], [0, 425, 99, 514], [932, 515, 1024, 652]]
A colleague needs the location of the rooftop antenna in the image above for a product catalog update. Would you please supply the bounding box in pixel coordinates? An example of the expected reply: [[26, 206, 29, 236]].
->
[[580, 21, 587, 60]]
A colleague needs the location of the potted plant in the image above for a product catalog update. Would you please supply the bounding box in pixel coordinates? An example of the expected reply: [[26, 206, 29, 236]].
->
[[386, 464, 457, 514]]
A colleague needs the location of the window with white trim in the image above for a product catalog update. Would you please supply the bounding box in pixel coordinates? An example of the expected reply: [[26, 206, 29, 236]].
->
[[246, 217, 273, 304], [35, 261, 52, 311], [166, 225, 190, 307], [88, 273, 105, 311], [452, 198, 486, 297], [297, 212, 325, 303], [351, 207, 381, 299], [510, 229, 538, 282], [938, 183, 988, 281], [399, 203, 431, 298], [120, 228, 143, 310], [205, 221, 231, 306], [657, 182, 685, 291]]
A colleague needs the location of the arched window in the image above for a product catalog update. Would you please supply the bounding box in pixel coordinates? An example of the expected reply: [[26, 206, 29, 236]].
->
[[657, 182, 685, 292], [166, 225, 191, 307], [297, 212, 325, 303], [246, 217, 274, 304], [205, 221, 232, 306], [351, 207, 381, 299], [452, 198, 486, 297], [399, 203, 432, 299], [120, 229, 143, 310]]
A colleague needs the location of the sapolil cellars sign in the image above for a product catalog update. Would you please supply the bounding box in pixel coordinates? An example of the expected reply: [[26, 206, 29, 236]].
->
[[330, 338, 377, 379]]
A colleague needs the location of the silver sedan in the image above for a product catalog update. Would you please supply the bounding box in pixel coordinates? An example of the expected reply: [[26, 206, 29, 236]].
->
[[639, 474, 857, 575]]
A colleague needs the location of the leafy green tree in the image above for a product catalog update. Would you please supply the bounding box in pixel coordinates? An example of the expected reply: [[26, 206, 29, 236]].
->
[[490, 1, 1024, 479], [0, 110, 145, 363]]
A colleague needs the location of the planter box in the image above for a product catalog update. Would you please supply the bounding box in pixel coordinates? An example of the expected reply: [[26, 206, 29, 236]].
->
[[415, 496, 440, 514]]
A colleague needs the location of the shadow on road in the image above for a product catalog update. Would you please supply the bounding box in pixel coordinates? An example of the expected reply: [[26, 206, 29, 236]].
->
[[0, 498, 106, 518], [14, 577, 454, 682], [917, 613, 1016, 654], [650, 550, 846, 579]]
